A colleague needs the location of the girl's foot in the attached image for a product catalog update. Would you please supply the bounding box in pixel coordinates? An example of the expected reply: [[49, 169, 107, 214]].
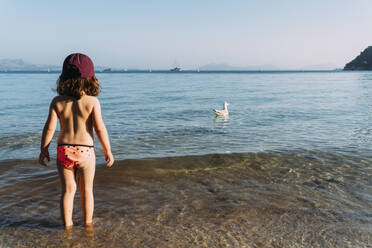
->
[[84, 222, 94, 228], [64, 224, 73, 230], [84, 218, 97, 228]]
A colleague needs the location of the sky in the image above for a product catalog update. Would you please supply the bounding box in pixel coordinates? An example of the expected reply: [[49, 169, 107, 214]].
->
[[1, 0, 372, 69]]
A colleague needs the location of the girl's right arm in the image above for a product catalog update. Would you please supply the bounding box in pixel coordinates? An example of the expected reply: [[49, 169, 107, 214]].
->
[[92, 98, 114, 167], [39, 98, 58, 166]]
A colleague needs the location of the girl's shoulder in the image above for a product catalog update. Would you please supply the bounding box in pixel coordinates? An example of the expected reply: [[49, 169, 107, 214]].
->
[[50, 95, 65, 107], [79, 95, 101, 109], [82, 95, 100, 103]]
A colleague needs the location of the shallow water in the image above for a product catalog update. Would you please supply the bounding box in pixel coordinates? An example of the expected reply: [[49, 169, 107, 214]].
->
[[1, 151, 372, 247]]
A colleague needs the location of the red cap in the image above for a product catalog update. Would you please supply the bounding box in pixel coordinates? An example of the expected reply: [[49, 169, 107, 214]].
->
[[61, 53, 95, 79]]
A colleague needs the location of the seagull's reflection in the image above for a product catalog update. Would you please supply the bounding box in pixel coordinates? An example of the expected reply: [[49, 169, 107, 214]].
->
[[214, 115, 229, 128], [214, 115, 229, 122]]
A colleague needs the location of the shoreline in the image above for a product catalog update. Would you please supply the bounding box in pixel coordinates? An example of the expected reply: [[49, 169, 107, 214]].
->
[[1, 147, 370, 168], [1, 150, 371, 247]]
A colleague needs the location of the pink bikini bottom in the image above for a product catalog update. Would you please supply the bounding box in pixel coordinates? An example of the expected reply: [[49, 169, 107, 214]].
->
[[57, 144, 94, 169]]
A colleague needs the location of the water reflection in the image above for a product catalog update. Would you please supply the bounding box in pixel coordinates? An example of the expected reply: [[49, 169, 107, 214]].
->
[[214, 114, 229, 121], [214, 115, 229, 128]]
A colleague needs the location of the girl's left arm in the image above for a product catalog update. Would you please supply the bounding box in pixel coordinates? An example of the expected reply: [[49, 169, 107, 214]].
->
[[39, 99, 58, 166]]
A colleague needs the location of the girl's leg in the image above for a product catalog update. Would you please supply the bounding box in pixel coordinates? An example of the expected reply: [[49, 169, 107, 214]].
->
[[77, 153, 96, 226], [57, 162, 77, 228]]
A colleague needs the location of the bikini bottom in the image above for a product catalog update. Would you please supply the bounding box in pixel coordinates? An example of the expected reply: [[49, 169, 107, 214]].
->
[[57, 144, 94, 169]]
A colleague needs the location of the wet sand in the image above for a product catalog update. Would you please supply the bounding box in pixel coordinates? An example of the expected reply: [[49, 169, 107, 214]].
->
[[0, 151, 371, 247]]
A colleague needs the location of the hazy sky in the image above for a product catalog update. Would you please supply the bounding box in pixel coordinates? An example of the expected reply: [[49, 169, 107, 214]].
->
[[1, 0, 372, 69]]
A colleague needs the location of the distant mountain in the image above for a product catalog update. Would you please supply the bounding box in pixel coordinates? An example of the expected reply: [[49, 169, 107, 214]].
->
[[199, 63, 279, 71], [344, 46, 372, 70], [0, 58, 60, 71], [0, 58, 109, 71]]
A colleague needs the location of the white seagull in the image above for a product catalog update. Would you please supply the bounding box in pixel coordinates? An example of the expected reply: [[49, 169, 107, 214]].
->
[[213, 102, 229, 117]]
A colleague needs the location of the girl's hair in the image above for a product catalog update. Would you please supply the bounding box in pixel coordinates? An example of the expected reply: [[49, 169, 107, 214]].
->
[[56, 75, 101, 99]]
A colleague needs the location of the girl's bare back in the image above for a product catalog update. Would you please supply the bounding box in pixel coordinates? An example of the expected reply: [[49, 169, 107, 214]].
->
[[42, 92, 113, 167], [54, 95, 96, 146]]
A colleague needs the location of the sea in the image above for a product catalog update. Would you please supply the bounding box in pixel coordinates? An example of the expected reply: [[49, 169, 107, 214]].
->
[[0, 71, 371, 247]]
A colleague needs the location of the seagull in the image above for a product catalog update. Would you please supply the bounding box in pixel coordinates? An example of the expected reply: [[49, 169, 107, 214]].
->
[[213, 102, 229, 117]]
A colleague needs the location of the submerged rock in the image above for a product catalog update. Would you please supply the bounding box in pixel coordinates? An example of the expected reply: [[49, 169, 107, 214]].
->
[[344, 46, 372, 70]]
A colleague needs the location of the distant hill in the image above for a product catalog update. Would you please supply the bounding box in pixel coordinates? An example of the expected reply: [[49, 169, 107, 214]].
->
[[199, 63, 279, 71], [344, 46, 372, 70], [0, 58, 60, 71], [0, 58, 109, 71]]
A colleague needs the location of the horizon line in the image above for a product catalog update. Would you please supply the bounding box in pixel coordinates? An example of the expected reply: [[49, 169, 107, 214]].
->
[[0, 69, 351, 74]]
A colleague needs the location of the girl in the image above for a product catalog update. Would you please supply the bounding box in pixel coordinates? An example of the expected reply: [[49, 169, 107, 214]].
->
[[39, 53, 114, 229]]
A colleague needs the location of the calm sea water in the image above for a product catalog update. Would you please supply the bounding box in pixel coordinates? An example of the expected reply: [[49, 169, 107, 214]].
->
[[1, 71, 372, 161], [0, 71, 372, 247]]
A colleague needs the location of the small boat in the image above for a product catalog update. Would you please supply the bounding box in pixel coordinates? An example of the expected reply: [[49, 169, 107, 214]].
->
[[170, 67, 182, 72]]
